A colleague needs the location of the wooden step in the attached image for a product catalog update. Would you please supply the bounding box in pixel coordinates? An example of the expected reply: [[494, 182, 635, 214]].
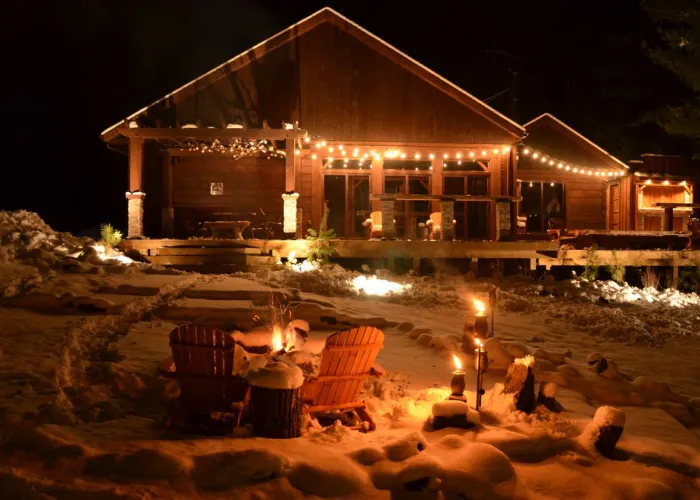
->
[[147, 255, 277, 266], [150, 247, 264, 256]]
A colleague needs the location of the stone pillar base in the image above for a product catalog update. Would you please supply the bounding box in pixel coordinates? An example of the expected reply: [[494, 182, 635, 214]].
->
[[282, 192, 300, 236], [126, 191, 146, 238], [496, 201, 512, 241], [440, 199, 455, 241], [381, 200, 395, 239]]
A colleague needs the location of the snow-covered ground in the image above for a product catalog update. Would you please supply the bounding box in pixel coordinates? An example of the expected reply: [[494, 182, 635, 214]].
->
[[1, 211, 699, 499]]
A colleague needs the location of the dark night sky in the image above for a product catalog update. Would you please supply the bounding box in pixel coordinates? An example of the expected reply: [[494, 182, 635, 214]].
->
[[0, 0, 688, 235]]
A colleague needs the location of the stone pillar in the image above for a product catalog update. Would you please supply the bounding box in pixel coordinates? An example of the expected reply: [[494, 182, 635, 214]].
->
[[282, 192, 300, 236], [440, 199, 454, 241], [381, 199, 395, 239], [496, 200, 512, 241], [125, 191, 146, 239]]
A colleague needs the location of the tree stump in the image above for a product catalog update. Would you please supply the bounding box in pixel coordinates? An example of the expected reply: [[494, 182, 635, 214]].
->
[[504, 358, 536, 414], [246, 360, 304, 439], [248, 385, 303, 438]]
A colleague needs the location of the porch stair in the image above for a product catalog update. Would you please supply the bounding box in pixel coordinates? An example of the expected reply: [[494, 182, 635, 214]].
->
[[122, 240, 280, 273]]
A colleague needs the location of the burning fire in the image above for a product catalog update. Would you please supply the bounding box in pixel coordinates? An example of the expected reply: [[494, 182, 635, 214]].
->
[[473, 298, 486, 315], [271, 324, 296, 352], [452, 354, 463, 371], [475, 337, 483, 349], [350, 275, 410, 296]]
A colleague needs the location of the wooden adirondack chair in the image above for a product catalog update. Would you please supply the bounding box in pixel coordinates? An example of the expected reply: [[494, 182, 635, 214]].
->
[[303, 326, 384, 431], [363, 211, 383, 239], [168, 325, 249, 423]]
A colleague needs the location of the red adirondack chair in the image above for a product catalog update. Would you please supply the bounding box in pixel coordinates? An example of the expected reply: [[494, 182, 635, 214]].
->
[[303, 326, 384, 431], [168, 324, 249, 424]]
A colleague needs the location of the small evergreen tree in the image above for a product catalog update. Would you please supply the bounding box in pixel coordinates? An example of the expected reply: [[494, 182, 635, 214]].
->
[[306, 208, 336, 264], [100, 223, 123, 248]]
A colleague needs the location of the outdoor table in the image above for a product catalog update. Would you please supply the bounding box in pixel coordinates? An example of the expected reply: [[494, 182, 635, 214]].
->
[[653, 203, 700, 231], [203, 220, 251, 239]]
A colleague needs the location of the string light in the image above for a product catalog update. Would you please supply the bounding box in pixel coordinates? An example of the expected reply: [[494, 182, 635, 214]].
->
[[338, 145, 344, 150], [443, 153, 449, 159], [414, 153, 421, 159], [663, 180, 669, 185], [304, 136, 310, 143], [481, 150, 487, 156], [681, 180, 687, 186], [456, 152, 462, 159], [311, 153, 317, 160], [400, 152, 406, 159], [328, 146, 334, 153], [523, 148, 530, 155], [493, 148, 499, 154], [573, 168, 579, 173], [429, 153, 435, 160], [645, 179, 652, 185], [469, 152, 475, 158], [558, 163, 563, 169], [532, 152, 539, 159], [295, 149, 300, 155]]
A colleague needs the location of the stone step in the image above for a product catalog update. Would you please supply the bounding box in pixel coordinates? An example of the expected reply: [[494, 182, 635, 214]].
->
[[150, 247, 264, 256], [147, 255, 277, 266]]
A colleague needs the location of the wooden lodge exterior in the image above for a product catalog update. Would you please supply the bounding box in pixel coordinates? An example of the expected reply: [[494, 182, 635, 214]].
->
[[101, 8, 523, 242], [103, 7, 697, 261]]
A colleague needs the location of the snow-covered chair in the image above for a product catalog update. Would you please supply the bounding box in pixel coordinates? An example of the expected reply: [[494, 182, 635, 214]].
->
[[302, 326, 384, 431], [363, 211, 384, 239], [516, 215, 527, 234], [168, 324, 249, 425], [426, 212, 456, 240]]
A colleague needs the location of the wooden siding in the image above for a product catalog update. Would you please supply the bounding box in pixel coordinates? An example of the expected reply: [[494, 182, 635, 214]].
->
[[171, 156, 284, 216], [140, 23, 513, 144]]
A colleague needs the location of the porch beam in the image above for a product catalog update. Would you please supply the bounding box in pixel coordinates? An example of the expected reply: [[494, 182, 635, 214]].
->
[[116, 127, 308, 140]]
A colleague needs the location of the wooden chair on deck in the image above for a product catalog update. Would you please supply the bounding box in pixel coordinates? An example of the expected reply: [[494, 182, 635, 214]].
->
[[363, 211, 384, 239], [303, 326, 384, 431], [516, 215, 528, 234], [168, 325, 249, 424], [427, 212, 456, 240]]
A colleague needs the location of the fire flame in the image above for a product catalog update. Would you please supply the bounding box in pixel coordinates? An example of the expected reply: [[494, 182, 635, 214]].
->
[[473, 298, 486, 314], [475, 338, 483, 348], [271, 324, 296, 352], [452, 354, 463, 371]]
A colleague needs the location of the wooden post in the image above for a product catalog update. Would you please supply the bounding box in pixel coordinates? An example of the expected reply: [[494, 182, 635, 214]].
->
[[431, 155, 443, 213], [128, 137, 144, 192], [126, 137, 145, 238], [162, 152, 174, 237], [371, 156, 384, 211], [285, 139, 296, 193], [664, 206, 674, 231], [311, 154, 323, 230]]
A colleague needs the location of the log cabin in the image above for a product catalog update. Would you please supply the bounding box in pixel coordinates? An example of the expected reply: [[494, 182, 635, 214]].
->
[[103, 7, 699, 271], [101, 7, 523, 243]]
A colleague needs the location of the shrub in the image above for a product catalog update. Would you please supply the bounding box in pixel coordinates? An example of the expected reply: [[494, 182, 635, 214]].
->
[[306, 208, 336, 264], [641, 267, 660, 289], [100, 224, 123, 248]]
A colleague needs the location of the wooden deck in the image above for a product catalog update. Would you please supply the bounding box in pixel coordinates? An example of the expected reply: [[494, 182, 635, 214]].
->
[[121, 237, 700, 272]]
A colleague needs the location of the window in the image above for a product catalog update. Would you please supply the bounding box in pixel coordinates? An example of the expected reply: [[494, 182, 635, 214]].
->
[[384, 174, 431, 238], [210, 182, 224, 196], [519, 182, 565, 232], [444, 174, 490, 239]]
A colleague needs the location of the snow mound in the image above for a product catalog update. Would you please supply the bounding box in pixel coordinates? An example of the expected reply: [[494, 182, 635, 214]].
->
[[382, 431, 428, 461], [191, 448, 290, 491], [246, 359, 304, 389], [577, 278, 700, 308], [440, 443, 516, 499], [84, 448, 187, 482], [287, 456, 369, 498], [432, 401, 480, 425], [593, 405, 626, 427], [0, 210, 135, 271]]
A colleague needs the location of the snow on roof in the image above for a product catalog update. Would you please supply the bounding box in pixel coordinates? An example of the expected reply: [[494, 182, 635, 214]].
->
[[524, 113, 629, 170], [102, 7, 524, 139]]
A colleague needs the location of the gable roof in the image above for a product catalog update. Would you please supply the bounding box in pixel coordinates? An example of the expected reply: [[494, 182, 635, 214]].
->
[[102, 7, 524, 141], [524, 113, 628, 170]]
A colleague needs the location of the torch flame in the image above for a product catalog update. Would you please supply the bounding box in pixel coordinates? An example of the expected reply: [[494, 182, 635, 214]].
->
[[475, 338, 482, 348], [452, 354, 463, 371], [473, 298, 486, 314]]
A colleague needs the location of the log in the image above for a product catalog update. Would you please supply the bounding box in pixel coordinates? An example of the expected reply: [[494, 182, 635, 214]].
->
[[248, 385, 303, 438], [503, 360, 536, 414]]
